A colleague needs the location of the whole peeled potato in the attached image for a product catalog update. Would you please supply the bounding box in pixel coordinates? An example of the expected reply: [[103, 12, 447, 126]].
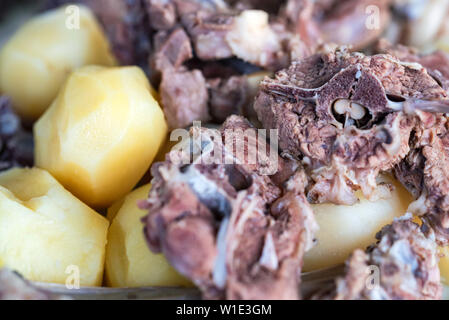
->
[[105, 184, 191, 288], [34, 65, 167, 208], [0, 167, 108, 286], [0, 5, 116, 121], [304, 176, 414, 272]]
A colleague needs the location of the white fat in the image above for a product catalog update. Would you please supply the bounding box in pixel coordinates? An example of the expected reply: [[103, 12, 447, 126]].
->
[[259, 232, 279, 271], [387, 100, 404, 112], [383, 115, 403, 156], [395, 211, 414, 221], [398, 61, 425, 71], [407, 192, 429, 216], [226, 10, 280, 66], [212, 217, 229, 289], [174, 166, 223, 200]]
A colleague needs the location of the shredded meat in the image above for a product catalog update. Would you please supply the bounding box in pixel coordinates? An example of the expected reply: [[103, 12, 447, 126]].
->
[[254, 47, 449, 205], [315, 218, 442, 300], [375, 42, 449, 244], [141, 115, 318, 299]]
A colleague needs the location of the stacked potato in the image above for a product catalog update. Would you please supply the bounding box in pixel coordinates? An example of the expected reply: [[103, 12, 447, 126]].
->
[[0, 4, 447, 291], [0, 5, 188, 288]]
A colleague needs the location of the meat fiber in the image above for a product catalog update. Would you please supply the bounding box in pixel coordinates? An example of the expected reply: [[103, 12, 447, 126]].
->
[[376, 42, 449, 244], [254, 47, 449, 205], [141, 116, 318, 299], [315, 218, 442, 300]]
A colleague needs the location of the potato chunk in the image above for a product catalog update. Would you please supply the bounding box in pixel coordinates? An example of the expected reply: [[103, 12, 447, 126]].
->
[[105, 184, 191, 287], [0, 5, 116, 121], [0, 168, 108, 286], [303, 177, 414, 271], [34, 66, 167, 208], [439, 246, 449, 286]]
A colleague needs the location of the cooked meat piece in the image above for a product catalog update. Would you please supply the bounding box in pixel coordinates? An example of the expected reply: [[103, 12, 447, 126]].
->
[[224, 10, 288, 70], [377, 40, 449, 91], [0, 268, 57, 300], [280, 0, 392, 51], [151, 28, 193, 73], [254, 47, 449, 205], [141, 115, 318, 299], [181, 10, 235, 61], [181, 8, 289, 70], [159, 68, 210, 129], [394, 114, 449, 244], [315, 0, 392, 50], [0, 97, 34, 171], [145, 0, 177, 30], [316, 218, 442, 300], [375, 42, 449, 243], [208, 76, 249, 123]]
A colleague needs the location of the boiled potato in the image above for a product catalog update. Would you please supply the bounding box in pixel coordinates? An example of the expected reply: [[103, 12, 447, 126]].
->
[[0, 167, 108, 286], [105, 184, 191, 287], [439, 246, 449, 286], [303, 177, 414, 271], [34, 65, 167, 208], [0, 5, 116, 121]]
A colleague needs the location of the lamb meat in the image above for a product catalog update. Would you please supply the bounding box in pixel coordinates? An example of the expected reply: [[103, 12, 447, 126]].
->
[[254, 47, 449, 205], [208, 76, 249, 123], [181, 8, 290, 70], [151, 28, 193, 74], [159, 68, 211, 129], [374, 42, 449, 243], [145, 0, 177, 30], [376, 40, 449, 91], [394, 115, 449, 244], [141, 115, 318, 299], [316, 218, 442, 300]]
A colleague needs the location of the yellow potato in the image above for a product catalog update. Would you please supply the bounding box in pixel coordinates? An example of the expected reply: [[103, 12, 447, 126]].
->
[[105, 184, 191, 287], [303, 177, 414, 272], [34, 65, 168, 208], [0, 5, 116, 121], [0, 167, 108, 286], [439, 246, 449, 286]]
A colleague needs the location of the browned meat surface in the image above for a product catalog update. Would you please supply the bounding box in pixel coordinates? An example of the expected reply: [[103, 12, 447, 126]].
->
[[315, 218, 442, 300], [141, 115, 318, 299], [254, 47, 449, 206]]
